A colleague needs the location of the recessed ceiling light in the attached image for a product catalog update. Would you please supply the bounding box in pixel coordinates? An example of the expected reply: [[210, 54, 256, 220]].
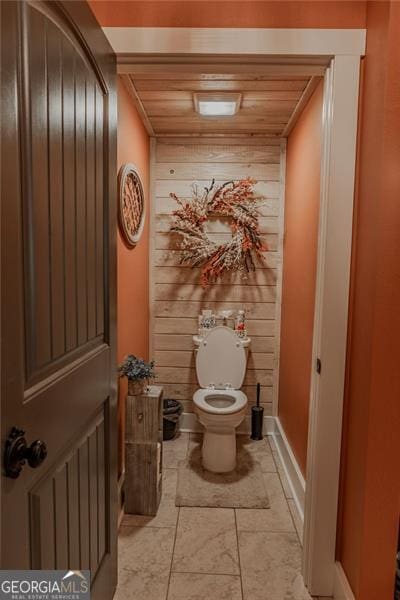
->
[[194, 93, 242, 117], [198, 101, 237, 116]]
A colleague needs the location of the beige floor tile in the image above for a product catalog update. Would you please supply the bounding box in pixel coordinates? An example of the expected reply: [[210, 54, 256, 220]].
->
[[186, 432, 201, 462], [163, 433, 189, 469], [237, 436, 277, 473], [122, 469, 179, 529], [116, 432, 309, 600], [189, 432, 202, 445], [116, 526, 174, 600], [267, 437, 294, 499], [239, 531, 312, 600], [277, 464, 294, 499], [236, 472, 295, 532], [186, 432, 205, 460], [167, 573, 242, 600], [172, 507, 240, 575], [288, 499, 304, 545]]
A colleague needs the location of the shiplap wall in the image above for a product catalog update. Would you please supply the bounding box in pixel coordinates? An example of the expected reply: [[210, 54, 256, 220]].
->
[[150, 137, 285, 417]]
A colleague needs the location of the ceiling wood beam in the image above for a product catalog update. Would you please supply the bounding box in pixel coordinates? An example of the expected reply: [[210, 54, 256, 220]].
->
[[154, 132, 282, 139], [118, 62, 326, 77], [117, 54, 330, 66], [281, 76, 323, 137], [120, 74, 155, 137]]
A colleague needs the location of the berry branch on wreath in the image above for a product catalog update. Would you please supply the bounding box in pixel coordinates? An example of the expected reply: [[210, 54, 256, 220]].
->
[[170, 177, 268, 287]]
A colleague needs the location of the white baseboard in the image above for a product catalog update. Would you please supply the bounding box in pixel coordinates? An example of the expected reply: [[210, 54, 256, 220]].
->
[[269, 417, 306, 519], [333, 562, 355, 600], [179, 412, 276, 435]]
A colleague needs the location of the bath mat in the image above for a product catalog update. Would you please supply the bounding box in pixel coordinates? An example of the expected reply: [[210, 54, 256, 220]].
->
[[176, 442, 270, 509]]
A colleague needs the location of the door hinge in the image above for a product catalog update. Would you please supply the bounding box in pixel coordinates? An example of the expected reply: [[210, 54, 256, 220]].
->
[[316, 358, 322, 374]]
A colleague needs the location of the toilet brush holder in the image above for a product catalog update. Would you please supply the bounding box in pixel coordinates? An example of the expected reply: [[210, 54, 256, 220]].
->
[[250, 383, 264, 440], [251, 406, 264, 440]]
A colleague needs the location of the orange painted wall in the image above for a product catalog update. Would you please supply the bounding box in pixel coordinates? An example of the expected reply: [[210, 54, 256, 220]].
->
[[89, 1, 366, 29], [278, 81, 323, 476], [117, 78, 150, 474], [336, 2, 400, 597]]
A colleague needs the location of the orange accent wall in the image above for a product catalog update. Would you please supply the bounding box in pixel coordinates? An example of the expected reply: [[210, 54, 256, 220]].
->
[[278, 81, 323, 476], [117, 78, 150, 475], [89, 1, 366, 29], [336, 2, 400, 597]]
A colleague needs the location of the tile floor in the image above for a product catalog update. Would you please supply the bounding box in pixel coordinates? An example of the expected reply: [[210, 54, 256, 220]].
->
[[115, 433, 327, 600]]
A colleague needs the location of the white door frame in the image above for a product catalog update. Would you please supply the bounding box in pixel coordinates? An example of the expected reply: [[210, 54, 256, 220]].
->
[[302, 53, 361, 596], [104, 26, 365, 597]]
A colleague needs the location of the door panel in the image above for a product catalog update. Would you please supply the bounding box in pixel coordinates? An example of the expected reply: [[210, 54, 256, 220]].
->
[[1, 2, 117, 598], [22, 2, 107, 382], [30, 413, 106, 574]]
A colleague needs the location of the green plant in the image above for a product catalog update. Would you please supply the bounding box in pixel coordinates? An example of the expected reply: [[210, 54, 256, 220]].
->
[[118, 355, 155, 381]]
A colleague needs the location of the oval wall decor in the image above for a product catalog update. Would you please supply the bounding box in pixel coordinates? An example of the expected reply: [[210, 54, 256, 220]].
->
[[118, 163, 145, 247]]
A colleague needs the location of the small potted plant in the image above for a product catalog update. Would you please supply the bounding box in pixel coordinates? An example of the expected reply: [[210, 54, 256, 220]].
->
[[118, 355, 155, 396]]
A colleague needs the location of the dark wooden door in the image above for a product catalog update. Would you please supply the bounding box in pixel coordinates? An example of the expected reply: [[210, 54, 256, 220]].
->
[[1, 2, 117, 597]]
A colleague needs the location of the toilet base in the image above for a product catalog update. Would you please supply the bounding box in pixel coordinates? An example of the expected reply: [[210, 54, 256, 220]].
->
[[193, 403, 247, 473], [202, 429, 237, 473]]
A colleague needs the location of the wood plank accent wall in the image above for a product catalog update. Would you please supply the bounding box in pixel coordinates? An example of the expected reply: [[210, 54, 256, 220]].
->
[[150, 137, 285, 417]]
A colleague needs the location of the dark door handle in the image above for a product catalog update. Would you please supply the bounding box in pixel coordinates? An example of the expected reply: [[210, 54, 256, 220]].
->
[[4, 427, 47, 478]]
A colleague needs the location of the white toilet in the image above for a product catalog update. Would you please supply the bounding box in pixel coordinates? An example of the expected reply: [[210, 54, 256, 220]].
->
[[193, 326, 249, 473]]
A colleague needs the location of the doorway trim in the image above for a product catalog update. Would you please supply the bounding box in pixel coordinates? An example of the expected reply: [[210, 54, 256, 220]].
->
[[302, 53, 361, 596], [103, 26, 365, 57], [104, 27, 365, 597]]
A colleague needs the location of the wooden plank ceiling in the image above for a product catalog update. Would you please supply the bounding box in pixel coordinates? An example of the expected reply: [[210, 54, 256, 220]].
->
[[126, 71, 318, 136]]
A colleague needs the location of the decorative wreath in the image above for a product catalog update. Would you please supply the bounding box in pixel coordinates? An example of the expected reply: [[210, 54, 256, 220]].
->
[[118, 163, 145, 247], [170, 178, 268, 287]]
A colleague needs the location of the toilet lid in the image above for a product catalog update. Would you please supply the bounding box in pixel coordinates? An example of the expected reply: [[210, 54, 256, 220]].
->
[[196, 326, 246, 389]]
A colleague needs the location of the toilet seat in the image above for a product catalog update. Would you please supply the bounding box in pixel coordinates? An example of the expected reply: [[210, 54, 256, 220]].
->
[[193, 388, 247, 415], [196, 326, 246, 390]]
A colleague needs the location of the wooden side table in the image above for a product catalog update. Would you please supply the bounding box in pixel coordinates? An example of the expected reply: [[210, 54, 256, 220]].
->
[[124, 385, 163, 515]]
